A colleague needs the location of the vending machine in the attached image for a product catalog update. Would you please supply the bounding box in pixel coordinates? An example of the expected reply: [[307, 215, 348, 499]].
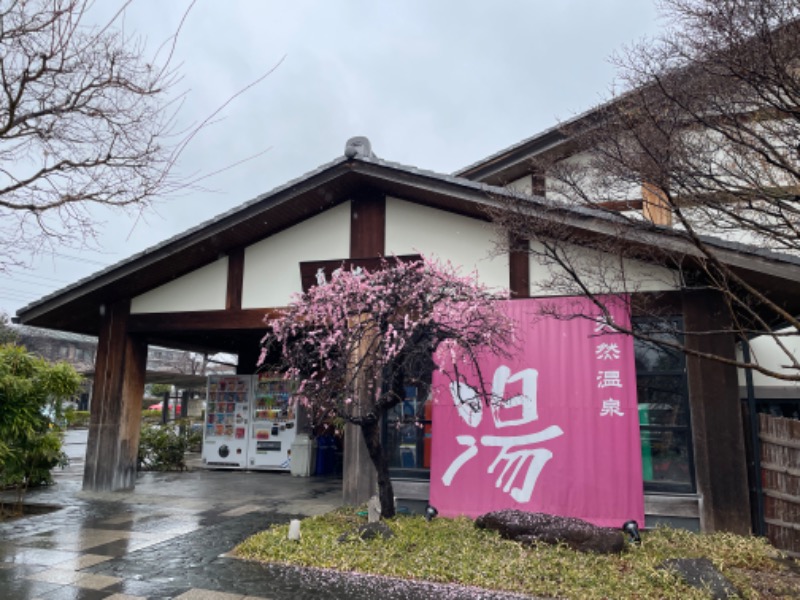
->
[[247, 372, 298, 471], [202, 375, 251, 469], [201, 373, 299, 471]]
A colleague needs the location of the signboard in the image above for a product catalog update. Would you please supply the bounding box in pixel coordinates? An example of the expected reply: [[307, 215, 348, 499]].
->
[[429, 296, 644, 528]]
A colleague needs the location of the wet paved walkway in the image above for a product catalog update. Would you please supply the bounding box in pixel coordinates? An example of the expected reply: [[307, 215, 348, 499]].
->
[[0, 430, 531, 600]]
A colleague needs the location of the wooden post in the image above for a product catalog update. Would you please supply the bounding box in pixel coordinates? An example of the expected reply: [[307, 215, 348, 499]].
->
[[341, 193, 385, 504], [350, 190, 386, 259], [83, 300, 147, 491], [342, 313, 378, 505], [683, 289, 751, 533], [343, 422, 378, 505], [509, 233, 530, 299]]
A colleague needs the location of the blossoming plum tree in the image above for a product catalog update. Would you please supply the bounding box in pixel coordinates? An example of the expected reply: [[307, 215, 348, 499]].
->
[[260, 257, 514, 518]]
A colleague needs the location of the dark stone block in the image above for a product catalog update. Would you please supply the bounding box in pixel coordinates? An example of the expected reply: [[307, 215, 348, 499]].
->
[[475, 509, 625, 554], [660, 557, 740, 599]]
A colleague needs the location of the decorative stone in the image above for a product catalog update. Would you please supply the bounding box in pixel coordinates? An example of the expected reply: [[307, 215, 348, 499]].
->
[[367, 495, 382, 523], [475, 509, 625, 554], [659, 558, 740, 599], [337, 522, 395, 543], [344, 136, 376, 159]]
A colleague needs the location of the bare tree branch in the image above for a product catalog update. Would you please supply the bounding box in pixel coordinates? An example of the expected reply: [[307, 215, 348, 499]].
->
[[490, 1, 800, 381]]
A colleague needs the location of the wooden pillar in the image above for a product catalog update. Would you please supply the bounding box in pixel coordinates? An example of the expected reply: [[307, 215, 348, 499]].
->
[[509, 233, 530, 299], [683, 290, 751, 533], [83, 300, 147, 491], [350, 190, 386, 259], [226, 248, 245, 311], [343, 422, 377, 505], [342, 314, 378, 505], [341, 193, 385, 504]]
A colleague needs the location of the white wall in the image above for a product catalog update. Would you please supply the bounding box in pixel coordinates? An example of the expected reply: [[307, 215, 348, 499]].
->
[[738, 330, 800, 389], [528, 239, 680, 296], [508, 174, 533, 195], [131, 257, 228, 314], [385, 197, 508, 291], [545, 150, 641, 206], [241, 201, 351, 308]]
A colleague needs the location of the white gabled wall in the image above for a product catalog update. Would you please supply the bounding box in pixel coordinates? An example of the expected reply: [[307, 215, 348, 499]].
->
[[385, 197, 508, 291], [546, 151, 642, 205], [528, 240, 680, 296], [242, 201, 351, 308], [508, 174, 534, 195], [131, 257, 228, 314]]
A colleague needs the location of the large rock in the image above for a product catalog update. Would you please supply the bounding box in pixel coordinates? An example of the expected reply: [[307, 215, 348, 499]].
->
[[475, 509, 625, 554]]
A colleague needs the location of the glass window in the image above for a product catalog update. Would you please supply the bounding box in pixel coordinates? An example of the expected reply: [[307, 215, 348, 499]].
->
[[634, 317, 695, 493], [639, 429, 693, 489], [385, 386, 432, 476]]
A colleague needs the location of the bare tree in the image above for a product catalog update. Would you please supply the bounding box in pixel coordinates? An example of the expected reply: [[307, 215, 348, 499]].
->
[[493, 0, 800, 382], [0, 0, 274, 271]]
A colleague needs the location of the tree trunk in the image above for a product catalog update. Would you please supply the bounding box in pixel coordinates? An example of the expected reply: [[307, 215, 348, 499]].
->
[[360, 419, 395, 519]]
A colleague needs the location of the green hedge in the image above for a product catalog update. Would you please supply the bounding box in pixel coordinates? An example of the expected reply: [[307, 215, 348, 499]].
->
[[137, 420, 202, 471], [66, 409, 90, 428]]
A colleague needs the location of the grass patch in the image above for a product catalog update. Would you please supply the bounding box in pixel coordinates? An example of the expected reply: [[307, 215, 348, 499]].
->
[[234, 508, 798, 599]]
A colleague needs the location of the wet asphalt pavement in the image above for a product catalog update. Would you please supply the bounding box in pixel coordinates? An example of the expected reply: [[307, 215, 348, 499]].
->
[[0, 430, 533, 600]]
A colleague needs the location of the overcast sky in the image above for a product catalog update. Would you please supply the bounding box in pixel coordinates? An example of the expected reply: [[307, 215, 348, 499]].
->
[[2, 0, 663, 319]]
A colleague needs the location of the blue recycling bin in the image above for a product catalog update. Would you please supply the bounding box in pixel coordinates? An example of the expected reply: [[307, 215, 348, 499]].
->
[[315, 435, 336, 475]]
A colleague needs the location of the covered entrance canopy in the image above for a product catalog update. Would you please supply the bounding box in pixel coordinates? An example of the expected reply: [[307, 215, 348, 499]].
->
[[15, 142, 800, 532]]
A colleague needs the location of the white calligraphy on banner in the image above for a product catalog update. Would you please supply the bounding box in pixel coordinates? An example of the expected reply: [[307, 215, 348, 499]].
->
[[594, 316, 625, 417], [441, 367, 564, 503]]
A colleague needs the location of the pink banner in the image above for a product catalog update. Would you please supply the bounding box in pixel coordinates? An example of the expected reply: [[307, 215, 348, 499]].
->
[[429, 296, 644, 527]]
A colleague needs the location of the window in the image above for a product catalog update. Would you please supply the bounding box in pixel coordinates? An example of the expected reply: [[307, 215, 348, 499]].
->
[[384, 386, 432, 478], [633, 317, 695, 493]]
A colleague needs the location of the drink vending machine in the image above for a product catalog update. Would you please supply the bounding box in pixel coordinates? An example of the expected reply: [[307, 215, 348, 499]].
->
[[201, 373, 298, 470]]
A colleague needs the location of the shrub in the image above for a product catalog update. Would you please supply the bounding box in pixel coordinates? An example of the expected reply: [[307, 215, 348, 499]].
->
[[0, 344, 80, 512], [66, 409, 90, 428], [141, 409, 163, 424], [138, 419, 201, 471]]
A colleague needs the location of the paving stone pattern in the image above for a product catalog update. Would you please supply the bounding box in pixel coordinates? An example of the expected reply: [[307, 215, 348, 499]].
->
[[0, 431, 534, 599]]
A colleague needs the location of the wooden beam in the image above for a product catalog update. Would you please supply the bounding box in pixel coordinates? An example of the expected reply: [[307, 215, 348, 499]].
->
[[350, 191, 386, 258], [509, 233, 530, 299], [226, 248, 245, 311], [128, 308, 281, 333]]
